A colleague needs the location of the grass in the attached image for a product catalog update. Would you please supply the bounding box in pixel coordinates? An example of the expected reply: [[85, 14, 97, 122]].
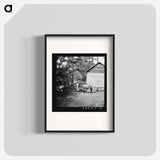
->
[[56, 89, 104, 108]]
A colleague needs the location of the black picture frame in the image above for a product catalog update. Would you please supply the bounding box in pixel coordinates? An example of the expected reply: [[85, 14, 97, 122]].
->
[[45, 34, 115, 132]]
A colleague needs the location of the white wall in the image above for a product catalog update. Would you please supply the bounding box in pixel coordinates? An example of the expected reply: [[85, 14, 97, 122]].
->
[[87, 72, 104, 87]]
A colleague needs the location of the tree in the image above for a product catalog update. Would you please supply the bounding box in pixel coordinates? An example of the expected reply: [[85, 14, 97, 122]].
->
[[56, 56, 97, 91]]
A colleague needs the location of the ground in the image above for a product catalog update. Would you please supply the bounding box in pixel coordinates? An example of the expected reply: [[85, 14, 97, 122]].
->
[[56, 89, 104, 108]]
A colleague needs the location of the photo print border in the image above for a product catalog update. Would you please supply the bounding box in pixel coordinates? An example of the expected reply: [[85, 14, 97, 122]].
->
[[52, 53, 107, 112]]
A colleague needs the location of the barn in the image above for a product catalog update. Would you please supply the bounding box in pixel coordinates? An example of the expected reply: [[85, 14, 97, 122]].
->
[[86, 62, 104, 88]]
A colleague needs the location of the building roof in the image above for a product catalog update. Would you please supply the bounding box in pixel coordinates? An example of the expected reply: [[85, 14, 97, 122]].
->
[[86, 62, 104, 73]]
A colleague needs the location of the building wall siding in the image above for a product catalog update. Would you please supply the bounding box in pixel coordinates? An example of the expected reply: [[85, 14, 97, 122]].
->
[[86, 72, 104, 87]]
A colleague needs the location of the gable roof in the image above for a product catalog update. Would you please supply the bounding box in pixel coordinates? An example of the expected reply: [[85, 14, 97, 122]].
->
[[86, 62, 104, 73]]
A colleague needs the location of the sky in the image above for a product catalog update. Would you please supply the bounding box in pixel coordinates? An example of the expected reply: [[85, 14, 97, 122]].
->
[[93, 57, 104, 65]]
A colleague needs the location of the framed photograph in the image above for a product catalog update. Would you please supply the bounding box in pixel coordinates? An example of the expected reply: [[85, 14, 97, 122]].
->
[[45, 34, 115, 132]]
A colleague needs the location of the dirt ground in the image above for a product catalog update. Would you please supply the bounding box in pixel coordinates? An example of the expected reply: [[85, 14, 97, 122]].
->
[[56, 90, 104, 108]]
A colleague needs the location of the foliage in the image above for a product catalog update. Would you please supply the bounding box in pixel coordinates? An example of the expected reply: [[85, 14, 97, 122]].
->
[[56, 56, 96, 91]]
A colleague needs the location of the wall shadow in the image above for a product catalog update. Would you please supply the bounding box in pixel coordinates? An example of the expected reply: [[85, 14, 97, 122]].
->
[[34, 36, 45, 133]]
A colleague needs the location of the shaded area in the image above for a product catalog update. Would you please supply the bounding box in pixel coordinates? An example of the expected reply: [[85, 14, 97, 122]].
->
[[56, 89, 104, 108]]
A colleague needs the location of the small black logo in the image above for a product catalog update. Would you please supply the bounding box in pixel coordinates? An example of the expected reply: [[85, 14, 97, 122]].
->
[[4, 4, 12, 13]]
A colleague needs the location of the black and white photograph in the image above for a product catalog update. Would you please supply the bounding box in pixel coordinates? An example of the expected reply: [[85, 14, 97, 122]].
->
[[52, 54, 107, 112]]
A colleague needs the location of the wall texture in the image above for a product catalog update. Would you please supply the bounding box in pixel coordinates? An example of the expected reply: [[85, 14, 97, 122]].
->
[[87, 72, 104, 87]]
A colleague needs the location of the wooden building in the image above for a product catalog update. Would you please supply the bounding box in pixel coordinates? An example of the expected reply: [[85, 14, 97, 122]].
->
[[86, 62, 104, 88]]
